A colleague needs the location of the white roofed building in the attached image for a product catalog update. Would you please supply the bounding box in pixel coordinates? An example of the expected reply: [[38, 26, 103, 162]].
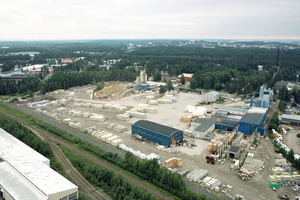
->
[[0, 128, 78, 200]]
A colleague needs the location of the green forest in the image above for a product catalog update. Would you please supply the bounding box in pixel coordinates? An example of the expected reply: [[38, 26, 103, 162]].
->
[[1, 40, 300, 97]]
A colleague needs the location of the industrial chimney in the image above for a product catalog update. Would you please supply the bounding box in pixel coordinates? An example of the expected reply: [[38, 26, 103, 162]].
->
[[276, 48, 279, 66]]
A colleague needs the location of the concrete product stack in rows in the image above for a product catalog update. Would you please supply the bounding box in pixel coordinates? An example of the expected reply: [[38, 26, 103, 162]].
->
[[85, 126, 124, 146], [36, 109, 60, 120], [119, 144, 160, 163]]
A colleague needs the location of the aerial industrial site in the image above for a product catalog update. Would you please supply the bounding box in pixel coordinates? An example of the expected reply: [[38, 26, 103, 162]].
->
[[14, 70, 300, 200]]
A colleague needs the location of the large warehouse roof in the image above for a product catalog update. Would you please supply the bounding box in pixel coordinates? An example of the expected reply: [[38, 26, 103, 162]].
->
[[0, 160, 46, 200], [0, 128, 77, 199], [0, 128, 49, 166], [240, 107, 267, 124], [282, 114, 300, 121], [133, 120, 181, 136]]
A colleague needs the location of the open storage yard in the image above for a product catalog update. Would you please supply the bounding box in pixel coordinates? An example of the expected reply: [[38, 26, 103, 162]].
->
[[16, 82, 300, 200]]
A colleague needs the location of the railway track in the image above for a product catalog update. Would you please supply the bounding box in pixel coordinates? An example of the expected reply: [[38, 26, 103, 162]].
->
[[0, 107, 173, 200], [0, 109, 108, 200], [49, 141, 106, 200]]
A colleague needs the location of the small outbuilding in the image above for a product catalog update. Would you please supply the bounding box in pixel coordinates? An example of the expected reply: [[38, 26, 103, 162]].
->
[[203, 91, 220, 102], [227, 146, 241, 159]]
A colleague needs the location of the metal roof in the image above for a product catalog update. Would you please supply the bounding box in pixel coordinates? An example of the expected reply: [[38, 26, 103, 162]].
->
[[0, 128, 77, 198], [218, 105, 248, 114], [273, 81, 289, 90], [228, 146, 241, 154], [207, 91, 219, 96], [240, 107, 267, 124], [282, 114, 300, 121], [133, 120, 181, 137], [193, 116, 218, 133], [0, 161, 46, 200]]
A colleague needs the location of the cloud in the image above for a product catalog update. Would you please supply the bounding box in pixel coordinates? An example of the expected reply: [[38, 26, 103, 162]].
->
[[0, 0, 299, 40]]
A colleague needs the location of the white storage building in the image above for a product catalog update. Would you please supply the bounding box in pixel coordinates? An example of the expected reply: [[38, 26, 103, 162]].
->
[[203, 91, 220, 102], [0, 128, 78, 200]]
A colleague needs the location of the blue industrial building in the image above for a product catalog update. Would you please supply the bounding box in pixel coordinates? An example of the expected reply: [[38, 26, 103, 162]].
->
[[238, 107, 268, 136], [256, 85, 273, 108], [132, 120, 183, 146]]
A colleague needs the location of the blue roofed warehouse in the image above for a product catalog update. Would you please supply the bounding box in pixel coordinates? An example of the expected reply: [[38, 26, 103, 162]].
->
[[132, 120, 183, 146]]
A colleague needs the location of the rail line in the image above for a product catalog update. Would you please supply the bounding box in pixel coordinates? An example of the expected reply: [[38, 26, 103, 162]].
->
[[0, 107, 173, 200]]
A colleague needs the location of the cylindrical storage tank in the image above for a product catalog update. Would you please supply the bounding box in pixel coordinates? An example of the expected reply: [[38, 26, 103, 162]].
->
[[186, 169, 199, 179]]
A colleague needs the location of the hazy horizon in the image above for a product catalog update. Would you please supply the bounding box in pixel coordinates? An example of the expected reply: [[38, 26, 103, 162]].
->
[[1, 0, 300, 41]]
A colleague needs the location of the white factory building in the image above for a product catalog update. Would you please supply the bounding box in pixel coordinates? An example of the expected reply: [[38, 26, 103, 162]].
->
[[0, 128, 78, 200]]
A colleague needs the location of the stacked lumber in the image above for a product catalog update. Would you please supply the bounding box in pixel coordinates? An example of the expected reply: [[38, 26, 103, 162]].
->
[[180, 114, 199, 123], [163, 158, 182, 168], [238, 168, 254, 181]]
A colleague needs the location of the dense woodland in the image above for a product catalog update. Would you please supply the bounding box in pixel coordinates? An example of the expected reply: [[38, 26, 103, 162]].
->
[[1, 40, 300, 98]]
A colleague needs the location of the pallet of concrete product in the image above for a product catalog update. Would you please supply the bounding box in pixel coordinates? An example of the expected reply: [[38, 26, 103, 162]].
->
[[100, 133, 113, 141], [158, 98, 172, 104], [63, 118, 72, 125], [103, 103, 112, 109], [83, 103, 92, 107], [136, 103, 149, 108], [90, 115, 107, 122], [111, 138, 124, 146], [69, 122, 81, 129], [148, 100, 158, 105], [126, 111, 146, 119], [110, 104, 120, 110], [143, 107, 157, 113], [56, 107, 67, 113], [107, 123, 117, 129], [276, 153, 283, 159], [163, 157, 182, 168], [50, 100, 59, 106], [132, 107, 146, 113], [113, 125, 128, 133], [145, 95, 155, 101], [117, 113, 130, 121], [72, 111, 82, 117], [106, 135, 119, 143], [101, 122, 110, 128], [82, 112, 91, 118], [93, 104, 104, 109], [274, 159, 286, 165], [95, 132, 107, 139]]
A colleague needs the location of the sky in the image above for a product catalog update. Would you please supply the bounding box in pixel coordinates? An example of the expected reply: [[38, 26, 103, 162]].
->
[[0, 0, 299, 40]]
